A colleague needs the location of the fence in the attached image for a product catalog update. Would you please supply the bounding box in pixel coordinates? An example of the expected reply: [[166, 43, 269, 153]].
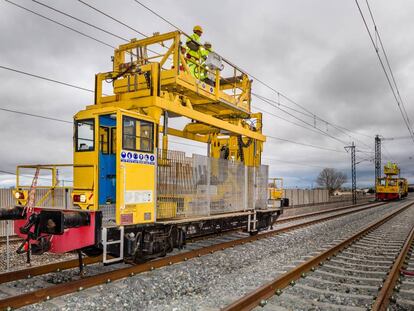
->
[[283, 189, 370, 207], [283, 189, 329, 206], [157, 150, 269, 218]]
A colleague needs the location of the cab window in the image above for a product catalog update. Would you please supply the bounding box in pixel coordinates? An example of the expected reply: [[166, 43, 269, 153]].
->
[[76, 119, 95, 151], [122, 116, 154, 153]]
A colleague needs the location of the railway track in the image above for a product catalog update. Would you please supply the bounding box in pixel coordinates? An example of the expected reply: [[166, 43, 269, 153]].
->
[[0, 200, 386, 310], [0, 200, 381, 283], [223, 200, 414, 311], [383, 225, 414, 311]]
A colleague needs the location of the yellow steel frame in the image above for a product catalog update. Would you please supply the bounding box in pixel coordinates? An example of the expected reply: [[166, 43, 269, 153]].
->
[[15, 164, 94, 208], [13, 31, 268, 227]]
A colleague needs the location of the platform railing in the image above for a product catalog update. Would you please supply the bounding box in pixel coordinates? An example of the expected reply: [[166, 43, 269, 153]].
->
[[16, 164, 95, 208], [94, 31, 251, 113]]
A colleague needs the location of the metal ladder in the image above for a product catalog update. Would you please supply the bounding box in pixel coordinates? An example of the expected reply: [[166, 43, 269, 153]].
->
[[102, 226, 124, 264], [247, 211, 257, 233]]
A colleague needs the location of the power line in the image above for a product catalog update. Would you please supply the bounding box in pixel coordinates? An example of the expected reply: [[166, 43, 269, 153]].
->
[[267, 136, 345, 153], [0, 107, 71, 124], [0, 169, 73, 182], [254, 93, 349, 145], [252, 104, 333, 138], [10, 0, 373, 152], [131, 0, 376, 151], [262, 157, 326, 169], [253, 93, 374, 150], [29, 0, 160, 56], [364, 0, 413, 131], [133, 0, 180, 32], [0, 65, 94, 93], [78, 0, 148, 38], [32, 0, 129, 42], [0, 63, 350, 154], [354, 0, 414, 143], [5, 0, 116, 50], [0, 2, 361, 157], [0, 101, 347, 154]]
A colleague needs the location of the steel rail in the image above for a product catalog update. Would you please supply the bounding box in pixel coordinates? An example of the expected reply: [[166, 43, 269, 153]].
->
[[0, 201, 385, 310], [0, 200, 378, 285], [0, 256, 102, 285], [372, 225, 414, 310], [222, 200, 413, 311], [189, 200, 378, 243]]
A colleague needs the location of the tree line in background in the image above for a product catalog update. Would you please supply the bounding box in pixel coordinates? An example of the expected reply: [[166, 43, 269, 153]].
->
[[316, 168, 347, 195]]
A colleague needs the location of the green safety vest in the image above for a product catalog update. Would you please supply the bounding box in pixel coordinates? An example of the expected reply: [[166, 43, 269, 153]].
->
[[200, 47, 212, 60], [186, 33, 201, 60]]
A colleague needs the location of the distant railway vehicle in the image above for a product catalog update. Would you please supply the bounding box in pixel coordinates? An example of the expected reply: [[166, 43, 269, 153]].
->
[[376, 162, 408, 201], [0, 31, 283, 266], [268, 178, 289, 207]]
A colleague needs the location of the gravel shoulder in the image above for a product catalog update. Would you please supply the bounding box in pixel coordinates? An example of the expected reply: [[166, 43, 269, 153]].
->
[[22, 199, 412, 311]]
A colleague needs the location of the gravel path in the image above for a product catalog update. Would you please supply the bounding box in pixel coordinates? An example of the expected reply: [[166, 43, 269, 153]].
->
[[22, 198, 412, 311]]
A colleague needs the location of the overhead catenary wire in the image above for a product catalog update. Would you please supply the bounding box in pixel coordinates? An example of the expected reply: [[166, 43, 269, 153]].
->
[[32, 0, 129, 42], [0, 2, 367, 164], [0, 65, 94, 94], [131, 0, 376, 151], [0, 107, 72, 124], [253, 93, 374, 150], [0, 64, 347, 156], [4, 0, 116, 50], [267, 136, 346, 153], [262, 157, 327, 169], [77, 0, 148, 38], [0, 101, 348, 154], [29, 0, 161, 56], [0, 169, 73, 183], [73, 1, 339, 143], [21, 0, 373, 154], [354, 0, 414, 143], [364, 0, 413, 131], [254, 93, 349, 145]]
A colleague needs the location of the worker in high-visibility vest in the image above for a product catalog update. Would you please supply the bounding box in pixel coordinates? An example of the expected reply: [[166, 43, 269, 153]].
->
[[186, 25, 203, 79]]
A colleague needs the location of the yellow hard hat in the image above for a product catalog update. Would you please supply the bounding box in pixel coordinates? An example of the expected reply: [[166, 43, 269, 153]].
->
[[193, 25, 203, 33]]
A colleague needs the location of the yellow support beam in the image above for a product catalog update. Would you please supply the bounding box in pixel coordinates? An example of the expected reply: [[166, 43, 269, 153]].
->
[[159, 126, 209, 143], [156, 97, 266, 141]]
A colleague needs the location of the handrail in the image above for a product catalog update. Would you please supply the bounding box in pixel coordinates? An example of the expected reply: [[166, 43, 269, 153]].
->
[[16, 164, 95, 207], [95, 31, 251, 113]]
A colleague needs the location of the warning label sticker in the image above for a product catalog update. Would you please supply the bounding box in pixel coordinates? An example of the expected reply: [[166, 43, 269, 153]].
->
[[125, 190, 153, 204], [120, 150, 156, 165]]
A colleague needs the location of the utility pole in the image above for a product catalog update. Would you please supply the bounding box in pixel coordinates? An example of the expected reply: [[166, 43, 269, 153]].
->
[[374, 135, 381, 187], [345, 142, 357, 205]]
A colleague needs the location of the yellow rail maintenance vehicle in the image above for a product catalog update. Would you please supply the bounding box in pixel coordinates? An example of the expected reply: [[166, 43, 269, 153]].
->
[[2, 31, 282, 265], [268, 178, 289, 208], [376, 162, 408, 201]]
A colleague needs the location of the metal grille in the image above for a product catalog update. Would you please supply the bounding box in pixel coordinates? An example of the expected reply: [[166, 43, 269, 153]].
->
[[157, 150, 268, 219], [100, 204, 116, 225]]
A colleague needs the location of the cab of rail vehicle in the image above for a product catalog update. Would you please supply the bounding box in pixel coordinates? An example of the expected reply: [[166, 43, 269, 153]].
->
[[376, 162, 408, 201]]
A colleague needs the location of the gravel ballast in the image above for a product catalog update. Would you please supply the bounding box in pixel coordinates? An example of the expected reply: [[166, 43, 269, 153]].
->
[[21, 199, 413, 311]]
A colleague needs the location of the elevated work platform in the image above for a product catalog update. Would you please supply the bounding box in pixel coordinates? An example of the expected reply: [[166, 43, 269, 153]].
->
[[94, 31, 253, 119]]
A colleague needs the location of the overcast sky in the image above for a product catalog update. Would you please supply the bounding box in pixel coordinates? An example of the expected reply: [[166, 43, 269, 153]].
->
[[0, 0, 413, 189]]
